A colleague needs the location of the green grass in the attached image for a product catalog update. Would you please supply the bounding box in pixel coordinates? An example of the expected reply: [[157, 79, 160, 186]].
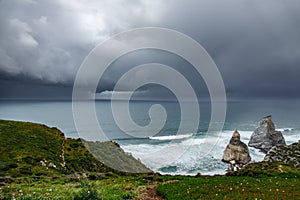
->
[[157, 175, 300, 199], [0, 120, 66, 177], [1, 173, 300, 199], [156, 162, 300, 199], [0, 175, 162, 200]]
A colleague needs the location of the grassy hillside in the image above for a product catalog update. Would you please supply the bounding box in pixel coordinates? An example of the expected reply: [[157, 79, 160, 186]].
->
[[0, 119, 150, 178], [1, 120, 66, 177], [86, 141, 151, 173]]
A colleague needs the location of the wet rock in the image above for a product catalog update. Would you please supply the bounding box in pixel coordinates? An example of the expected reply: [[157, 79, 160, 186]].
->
[[222, 130, 251, 170], [264, 141, 300, 168], [248, 115, 286, 153]]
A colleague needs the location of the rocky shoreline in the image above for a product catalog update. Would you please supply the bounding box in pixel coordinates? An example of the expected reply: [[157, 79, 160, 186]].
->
[[222, 115, 299, 171], [265, 141, 300, 169]]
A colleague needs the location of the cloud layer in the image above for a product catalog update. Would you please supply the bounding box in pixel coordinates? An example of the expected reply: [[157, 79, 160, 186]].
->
[[0, 0, 300, 98], [0, 0, 164, 84]]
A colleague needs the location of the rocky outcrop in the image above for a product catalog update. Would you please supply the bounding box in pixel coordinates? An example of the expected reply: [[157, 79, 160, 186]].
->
[[264, 141, 300, 169], [222, 130, 251, 170], [248, 115, 286, 153]]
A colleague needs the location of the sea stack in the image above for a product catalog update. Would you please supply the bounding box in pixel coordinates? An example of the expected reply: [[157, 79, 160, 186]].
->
[[222, 130, 251, 170], [248, 115, 286, 153]]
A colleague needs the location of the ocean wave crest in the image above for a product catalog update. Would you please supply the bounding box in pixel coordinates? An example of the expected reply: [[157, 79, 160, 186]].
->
[[149, 133, 193, 141], [277, 128, 294, 132]]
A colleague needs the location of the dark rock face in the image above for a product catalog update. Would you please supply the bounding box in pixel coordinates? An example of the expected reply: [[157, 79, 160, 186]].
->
[[248, 115, 286, 153], [264, 141, 300, 169], [222, 130, 251, 169]]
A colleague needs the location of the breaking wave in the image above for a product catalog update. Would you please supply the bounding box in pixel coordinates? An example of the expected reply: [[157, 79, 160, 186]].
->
[[277, 128, 294, 132], [120, 130, 276, 175], [149, 133, 193, 141]]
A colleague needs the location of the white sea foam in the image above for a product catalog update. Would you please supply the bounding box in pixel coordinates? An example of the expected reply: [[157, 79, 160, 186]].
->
[[121, 130, 266, 175], [149, 133, 193, 141], [284, 134, 299, 145], [277, 128, 294, 132], [121, 128, 300, 175]]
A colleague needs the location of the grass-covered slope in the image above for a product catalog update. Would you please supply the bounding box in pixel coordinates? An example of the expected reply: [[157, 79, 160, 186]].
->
[[86, 141, 151, 173], [1, 120, 65, 177], [0, 119, 150, 178]]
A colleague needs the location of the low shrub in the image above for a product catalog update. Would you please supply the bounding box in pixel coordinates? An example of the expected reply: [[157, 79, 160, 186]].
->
[[74, 182, 102, 200]]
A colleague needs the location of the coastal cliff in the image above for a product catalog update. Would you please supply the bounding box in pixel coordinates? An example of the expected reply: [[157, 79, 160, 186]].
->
[[0, 119, 150, 178]]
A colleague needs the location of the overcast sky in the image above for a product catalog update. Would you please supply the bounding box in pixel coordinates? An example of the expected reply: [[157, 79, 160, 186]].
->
[[0, 0, 299, 99]]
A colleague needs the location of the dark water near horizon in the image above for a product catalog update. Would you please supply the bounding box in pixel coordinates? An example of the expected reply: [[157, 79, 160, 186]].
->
[[0, 99, 299, 175]]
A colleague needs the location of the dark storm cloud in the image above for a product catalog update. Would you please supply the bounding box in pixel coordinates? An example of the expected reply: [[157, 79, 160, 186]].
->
[[0, 0, 163, 84], [0, 0, 299, 99], [157, 0, 300, 98]]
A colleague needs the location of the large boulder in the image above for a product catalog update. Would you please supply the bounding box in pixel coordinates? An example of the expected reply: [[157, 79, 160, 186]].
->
[[248, 115, 286, 153], [222, 130, 251, 170]]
